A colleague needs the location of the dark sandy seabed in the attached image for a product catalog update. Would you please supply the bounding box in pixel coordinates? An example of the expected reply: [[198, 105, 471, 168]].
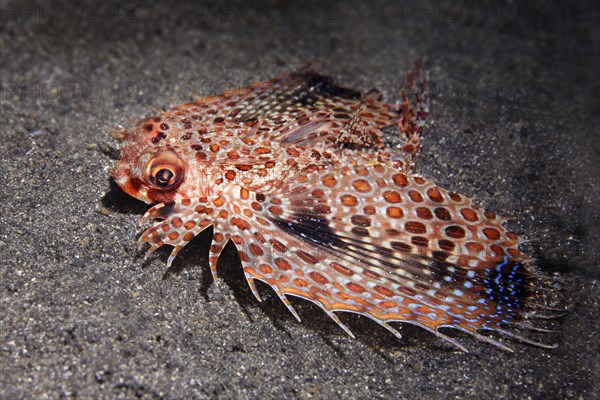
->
[[1, 1, 598, 399]]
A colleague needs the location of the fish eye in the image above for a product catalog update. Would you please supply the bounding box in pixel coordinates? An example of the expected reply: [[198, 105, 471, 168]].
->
[[150, 165, 181, 188], [146, 151, 184, 190], [155, 168, 174, 185]]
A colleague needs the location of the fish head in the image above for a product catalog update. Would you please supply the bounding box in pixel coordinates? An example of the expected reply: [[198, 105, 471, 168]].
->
[[111, 115, 205, 204]]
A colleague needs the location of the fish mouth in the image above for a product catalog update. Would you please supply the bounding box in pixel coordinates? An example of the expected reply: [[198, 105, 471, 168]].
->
[[111, 161, 148, 203]]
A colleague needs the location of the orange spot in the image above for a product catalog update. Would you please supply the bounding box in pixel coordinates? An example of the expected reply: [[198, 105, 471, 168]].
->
[[331, 262, 353, 276], [414, 177, 425, 184], [484, 211, 497, 219], [268, 206, 282, 216], [309, 272, 329, 285], [218, 210, 228, 219], [225, 170, 236, 181], [405, 221, 426, 234], [291, 185, 307, 194], [168, 232, 179, 241], [416, 207, 433, 220], [426, 187, 444, 203], [490, 244, 504, 256], [209, 144, 220, 153], [507, 248, 519, 257], [415, 306, 432, 315], [184, 220, 196, 230], [171, 217, 183, 228], [408, 190, 423, 202], [411, 236, 428, 247], [434, 207, 451, 221], [227, 150, 240, 159], [340, 194, 358, 207], [379, 301, 397, 309], [334, 287, 352, 301], [363, 206, 376, 215], [243, 209, 252, 218], [354, 166, 369, 176], [183, 232, 195, 241], [254, 232, 266, 243], [297, 250, 319, 264], [293, 278, 309, 288], [363, 270, 380, 280], [448, 192, 462, 202], [346, 282, 366, 294], [255, 147, 271, 154], [240, 187, 249, 200], [383, 190, 402, 203], [392, 173, 409, 187], [351, 227, 369, 237], [465, 241, 485, 255], [231, 235, 243, 245], [460, 208, 478, 222], [213, 196, 225, 207], [374, 285, 394, 297], [352, 179, 372, 193], [235, 164, 252, 171], [351, 215, 371, 227], [438, 239, 455, 251], [256, 217, 270, 226], [373, 164, 385, 173], [314, 205, 331, 214], [181, 199, 192, 206], [259, 264, 273, 275], [238, 251, 250, 262], [386, 206, 404, 218], [482, 227, 501, 240], [251, 202, 262, 211], [321, 174, 338, 188], [287, 148, 300, 157], [445, 225, 466, 239], [249, 243, 263, 257], [312, 189, 325, 198], [275, 258, 292, 271], [161, 224, 170, 232], [270, 239, 287, 253]]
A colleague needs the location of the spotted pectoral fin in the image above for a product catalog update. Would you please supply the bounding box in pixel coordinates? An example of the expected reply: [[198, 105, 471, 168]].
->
[[138, 199, 215, 268], [238, 160, 555, 350]]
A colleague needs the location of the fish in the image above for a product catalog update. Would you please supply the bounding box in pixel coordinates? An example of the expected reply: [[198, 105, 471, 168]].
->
[[111, 62, 558, 352]]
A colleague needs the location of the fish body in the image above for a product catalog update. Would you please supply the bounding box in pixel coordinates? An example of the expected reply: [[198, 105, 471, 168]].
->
[[112, 63, 555, 351]]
